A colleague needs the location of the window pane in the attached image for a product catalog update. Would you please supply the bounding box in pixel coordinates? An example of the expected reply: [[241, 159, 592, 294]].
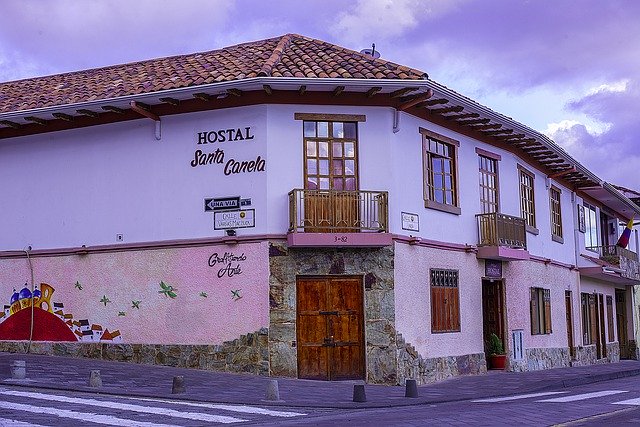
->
[[344, 122, 356, 138], [434, 173, 443, 189], [434, 189, 444, 203], [318, 141, 329, 157], [344, 160, 355, 176], [303, 121, 316, 137], [307, 159, 317, 174], [332, 160, 343, 175], [333, 122, 344, 138], [444, 159, 451, 174], [432, 159, 443, 173], [332, 142, 343, 157], [445, 191, 453, 205], [345, 177, 356, 190], [319, 159, 329, 175], [306, 140, 317, 157], [319, 177, 329, 189], [317, 122, 329, 137], [333, 178, 344, 190], [307, 177, 318, 189], [344, 142, 355, 157]]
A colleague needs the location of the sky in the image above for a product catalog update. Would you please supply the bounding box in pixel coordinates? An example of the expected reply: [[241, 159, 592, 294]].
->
[[1, 0, 638, 190]]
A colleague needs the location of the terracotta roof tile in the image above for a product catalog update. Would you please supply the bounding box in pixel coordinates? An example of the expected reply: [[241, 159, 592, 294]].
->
[[0, 34, 427, 114]]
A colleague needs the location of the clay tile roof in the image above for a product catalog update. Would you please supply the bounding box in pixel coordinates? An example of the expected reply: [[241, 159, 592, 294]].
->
[[0, 34, 427, 114]]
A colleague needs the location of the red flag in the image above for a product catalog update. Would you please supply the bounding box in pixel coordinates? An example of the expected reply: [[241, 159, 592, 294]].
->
[[616, 218, 634, 248]]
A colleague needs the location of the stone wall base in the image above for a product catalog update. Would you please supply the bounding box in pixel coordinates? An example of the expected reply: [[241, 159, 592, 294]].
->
[[0, 328, 269, 375], [508, 347, 571, 372], [572, 342, 620, 366], [396, 333, 486, 386]]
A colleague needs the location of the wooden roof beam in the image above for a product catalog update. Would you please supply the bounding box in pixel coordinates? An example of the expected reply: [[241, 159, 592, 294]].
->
[[429, 105, 464, 114], [366, 87, 382, 98], [130, 101, 159, 121], [548, 167, 577, 179], [77, 109, 99, 118], [456, 118, 490, 125], [52, 113, 74, 122], [510, 138, 538, 146], [24, 116, 48, 126], [398, 89, 434, 111], [539, 158, 567, 165], [226, 88, 243, 97], [474, 123, 502, 131], [263, 85, 273, 95], [422, 98, 449, 107], [193, 92, 211, 101], [0, 120, 21, 129], [102, 105, 126, 114], [448, 113, 480, 120], [501, 133, 526, 141], [484, 129, 513, 136], [332, 86, 345, 96], [390, 87, 419, 98], [298, 85, 307, 95], [159, 97, 180, 106]]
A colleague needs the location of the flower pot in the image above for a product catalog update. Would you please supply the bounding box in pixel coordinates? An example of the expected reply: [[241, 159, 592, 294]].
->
[[488, 354, 507, 370]]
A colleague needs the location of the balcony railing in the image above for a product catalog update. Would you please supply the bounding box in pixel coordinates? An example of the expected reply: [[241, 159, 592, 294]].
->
[[288, 189, 388, 233], [476, 212, 527, 249], [586, 245, 638, 264]]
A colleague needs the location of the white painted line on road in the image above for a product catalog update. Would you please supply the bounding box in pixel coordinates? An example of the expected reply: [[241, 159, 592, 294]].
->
[[0, 417, 44, 426], [0, 401, 177, 427], [0, 389, 245, 424], [473, 391, 567, 402], [538, 390, 628, 402], [612, 397, 640, 406], [121, 395, 306, 417]]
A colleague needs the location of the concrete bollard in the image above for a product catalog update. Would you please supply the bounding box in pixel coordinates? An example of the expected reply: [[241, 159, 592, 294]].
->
[[353, 384, 367, 402], [11, 360, 26, 379], [172, 375, 186, 394], [88, 370, 102, 388], [265, 379, 280, 401], [405, 379, 418, 398]]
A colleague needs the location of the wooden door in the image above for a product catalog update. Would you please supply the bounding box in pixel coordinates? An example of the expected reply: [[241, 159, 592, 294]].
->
[[296, 276, 365, 381], [616, 290, 628, 359], [482, 280, 505, 351], [595, 293, 607, 359], [565, 291, 575, 359]]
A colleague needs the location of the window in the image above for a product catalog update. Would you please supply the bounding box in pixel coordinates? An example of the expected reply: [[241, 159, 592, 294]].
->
[[430, 269, 460, 333], [519, 167, 536, 229], [478, 155, 499, 214], [606, 295, 614, 342], [584, 203, 598, 249], [530, 287, 552, 335], [550, 187, 563, 242], [303, 120, 358, 191], [581, 293, 597, 345], [421, 128, 460, 215]]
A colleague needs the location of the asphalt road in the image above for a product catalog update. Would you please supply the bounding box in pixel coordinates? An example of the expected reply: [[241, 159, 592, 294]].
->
[[1, 376, 640, 426]]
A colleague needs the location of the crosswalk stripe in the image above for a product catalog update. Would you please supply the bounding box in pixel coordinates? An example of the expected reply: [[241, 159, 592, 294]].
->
[[0, 417, 44, 426], [613, 397, 640, 406], [538, 390, 627, 402], [121, 395, 306, 417], [473, 391, 567, 402], [0, 401, 177, 427], [0, 389, 245, 424]]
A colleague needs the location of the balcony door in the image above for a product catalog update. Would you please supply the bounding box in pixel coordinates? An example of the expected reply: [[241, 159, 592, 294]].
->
[[478, 154, 499, 214], [303, 120, 359, 232]]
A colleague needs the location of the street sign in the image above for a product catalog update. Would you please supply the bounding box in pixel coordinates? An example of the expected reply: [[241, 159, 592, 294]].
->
[[401, 212, 419, 231], [214, 209, 255, 229], [205, 196, 240, 212]]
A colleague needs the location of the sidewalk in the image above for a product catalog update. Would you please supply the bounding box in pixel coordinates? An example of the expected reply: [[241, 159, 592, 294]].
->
[[1, 352, 639, 409]]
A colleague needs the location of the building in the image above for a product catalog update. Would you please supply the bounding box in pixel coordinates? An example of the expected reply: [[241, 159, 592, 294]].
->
[[0, 34, 638, 384]]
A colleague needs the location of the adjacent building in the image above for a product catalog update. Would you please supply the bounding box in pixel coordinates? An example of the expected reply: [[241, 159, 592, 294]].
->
[[1, 34, 638, 384]]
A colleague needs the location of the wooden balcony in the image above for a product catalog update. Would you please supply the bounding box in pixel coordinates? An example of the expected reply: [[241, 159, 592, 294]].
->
[[476, 212, 529, 261], [585, 245, 640, 282], [287, 189, 391, 247]]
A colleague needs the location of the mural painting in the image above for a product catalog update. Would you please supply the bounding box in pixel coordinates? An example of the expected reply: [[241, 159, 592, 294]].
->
[[0, 283, 121, 342]]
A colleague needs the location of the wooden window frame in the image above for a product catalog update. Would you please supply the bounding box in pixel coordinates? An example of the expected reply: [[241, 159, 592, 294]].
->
[[581, 292, 597, 345], [430, 268, 461, 333], [577, 204, 586, 233], [584, 203, 599, 250], [606, 295, 615, 342], [518, 165, 538, 234], [530, 287, 552, 335], [420, 128, 461, 215], [478, 154, 500, 214], [550, 186, 563, 243]]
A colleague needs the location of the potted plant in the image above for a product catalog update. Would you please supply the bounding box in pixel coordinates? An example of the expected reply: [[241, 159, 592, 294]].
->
[[487, 333, 507, 370]]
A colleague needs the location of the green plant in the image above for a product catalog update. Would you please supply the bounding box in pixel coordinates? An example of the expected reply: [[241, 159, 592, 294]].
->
[[488, 333, 505, 355]]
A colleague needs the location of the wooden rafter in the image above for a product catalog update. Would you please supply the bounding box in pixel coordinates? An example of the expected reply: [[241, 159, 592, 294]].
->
[[226, 88, 243, 97], [130, 101, 159, 121], [390, 87, 418, 98], [102, 105, 125, 114], [298, 85, 307, 95], [548, 167, 577, 178], [24, 116, 47, 126], [263, 85, 273, 95], [193, 93, 211, 101], [52, 113, 74, 122], [501, 133, 526, 141], [77, 109, 99, 117], [422, 98, 448, 107], [366, 87, 382, 98], [0, 120, 21, 128], [509, 138, 538, 146], [398, 89, 434, 111], [457, 118, 490, 125], [332, 86, 345, 97], [159, 97, 180, 106], [484, 129, 513, 136], [429, 105, 464, 114], [474, 123, 502, 131], [448, 112, 479, 120]]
